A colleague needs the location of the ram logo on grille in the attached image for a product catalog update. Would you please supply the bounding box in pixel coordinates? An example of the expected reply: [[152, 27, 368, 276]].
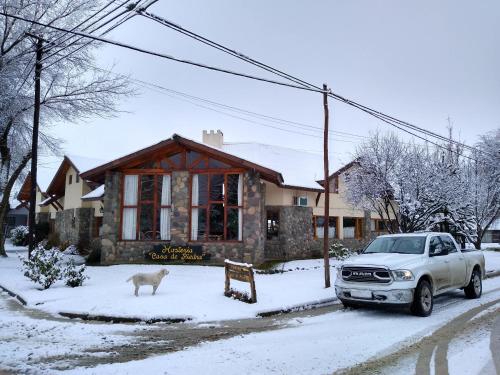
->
[[352, 271, 372, 277]]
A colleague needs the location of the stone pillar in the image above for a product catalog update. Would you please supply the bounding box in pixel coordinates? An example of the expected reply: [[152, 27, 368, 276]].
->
[[101, 171, 122, 263], [243, 171, 265, 264], [171, 171, 189, 245]]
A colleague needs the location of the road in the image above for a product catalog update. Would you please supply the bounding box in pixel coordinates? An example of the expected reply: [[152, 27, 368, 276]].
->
[[1, 283, 499, 374]]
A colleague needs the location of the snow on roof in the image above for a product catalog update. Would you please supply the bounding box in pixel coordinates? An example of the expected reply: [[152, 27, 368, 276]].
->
[[39, 196, 53, 206], [221, 142, 324, 189], [66, 154, 106, 174], [81, 184, 105, 200]]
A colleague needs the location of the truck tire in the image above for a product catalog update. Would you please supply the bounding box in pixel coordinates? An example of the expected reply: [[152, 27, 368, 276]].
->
[[340, 300, 358, 309], [464, 268, 482, 299], [411, 280, 433, 317]]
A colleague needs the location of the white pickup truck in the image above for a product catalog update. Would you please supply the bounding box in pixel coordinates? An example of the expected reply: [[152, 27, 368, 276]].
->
[[334, 232, 485, 316]]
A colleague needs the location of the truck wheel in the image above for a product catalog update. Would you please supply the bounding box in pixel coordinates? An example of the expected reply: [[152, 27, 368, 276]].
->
[[341, 300, 358, 309], [411, 280, 433, 317], [464, 269, 482, 299]]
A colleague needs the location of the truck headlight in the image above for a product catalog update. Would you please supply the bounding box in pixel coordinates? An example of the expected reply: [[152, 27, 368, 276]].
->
[[392, 269, 414, 281], [336, 266, 343, 278]]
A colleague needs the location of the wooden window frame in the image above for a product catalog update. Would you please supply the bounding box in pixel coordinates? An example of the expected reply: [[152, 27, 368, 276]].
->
[[120, 172, 171, 242], [189, 170, 244, 243]]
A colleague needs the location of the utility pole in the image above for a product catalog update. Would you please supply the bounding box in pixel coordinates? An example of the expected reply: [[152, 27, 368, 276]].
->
[[323, 83, 331, 288], [27, 35, 44, 258]]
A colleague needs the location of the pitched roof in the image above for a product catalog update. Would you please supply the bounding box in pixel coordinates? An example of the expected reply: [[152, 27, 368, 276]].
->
[[81, 134, 295, 189], [81, 184, 105, 200], [46, 154, 105, 197], [221, 142, 325, 190]]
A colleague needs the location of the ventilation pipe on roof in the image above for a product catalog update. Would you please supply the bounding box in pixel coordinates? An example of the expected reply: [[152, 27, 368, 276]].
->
[[202, 130, 224, 149]]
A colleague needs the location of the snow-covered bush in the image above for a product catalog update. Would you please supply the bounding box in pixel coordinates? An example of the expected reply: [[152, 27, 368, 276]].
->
[[63, 260, 88, 288], [20, 246, 63, 289], [10, 226, 29, 246], [329, 243, 354, 261]]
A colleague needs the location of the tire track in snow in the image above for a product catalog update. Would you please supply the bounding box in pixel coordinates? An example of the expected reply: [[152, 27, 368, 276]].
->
[[491, 315, 500, 375], [335, 294, 500, 375]]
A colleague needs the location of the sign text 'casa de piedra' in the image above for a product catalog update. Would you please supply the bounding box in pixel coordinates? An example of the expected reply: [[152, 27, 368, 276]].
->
[[145, 245, 211, 262]]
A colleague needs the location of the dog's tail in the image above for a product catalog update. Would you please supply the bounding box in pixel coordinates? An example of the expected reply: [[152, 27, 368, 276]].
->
[[126, 276, 133, 282]]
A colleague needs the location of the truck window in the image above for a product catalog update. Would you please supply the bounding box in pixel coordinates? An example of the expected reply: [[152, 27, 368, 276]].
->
[[440, 235, 457, 253], [429, 236, 444, 256], [364, 236, 426, 255]]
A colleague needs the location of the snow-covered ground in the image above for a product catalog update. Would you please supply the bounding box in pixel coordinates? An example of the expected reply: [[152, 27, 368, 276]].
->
[[0, 291, 152, 374], [0, 248, 338, 322], [2, 241, 500, 323], [62, 276, 500, 375]]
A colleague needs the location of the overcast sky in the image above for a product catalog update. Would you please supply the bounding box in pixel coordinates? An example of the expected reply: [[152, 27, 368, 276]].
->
[[37, 0, 500, 189]]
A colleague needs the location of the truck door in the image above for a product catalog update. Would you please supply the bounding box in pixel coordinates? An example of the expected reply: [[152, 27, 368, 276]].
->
[[428, 236, 451, 292], [440, 235, 467, 288]]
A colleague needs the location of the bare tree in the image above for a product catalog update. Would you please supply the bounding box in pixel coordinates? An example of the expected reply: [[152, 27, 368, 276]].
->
[[0, 0, 133, 256]]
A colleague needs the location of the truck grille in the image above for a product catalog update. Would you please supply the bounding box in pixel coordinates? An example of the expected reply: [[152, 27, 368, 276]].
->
[[341, 267, 392, 283]]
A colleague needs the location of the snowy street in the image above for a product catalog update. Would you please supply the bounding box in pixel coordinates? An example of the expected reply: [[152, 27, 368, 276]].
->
[[1, 274, 500, 374]]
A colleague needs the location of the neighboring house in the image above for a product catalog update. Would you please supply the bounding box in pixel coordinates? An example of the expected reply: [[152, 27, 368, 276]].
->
[[4, 203, 28, 235], [483, 218, 500, 244], [17, 155, 104, 246], [78, 130, 385, 265], [43, 155, 105, 245]]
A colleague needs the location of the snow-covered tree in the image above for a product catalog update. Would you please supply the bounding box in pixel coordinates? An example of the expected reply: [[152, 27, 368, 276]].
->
[[0, 0, 133, 256], [344, 131, 480, 242], [462, 129, 500, 249]]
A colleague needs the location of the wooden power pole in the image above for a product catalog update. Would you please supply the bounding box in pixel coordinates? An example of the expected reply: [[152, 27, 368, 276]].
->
[[323, 83, 331, 288], [27, 35, 44, 258]]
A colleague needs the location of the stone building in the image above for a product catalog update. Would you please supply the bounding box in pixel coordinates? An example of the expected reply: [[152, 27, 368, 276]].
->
[[76, 130, 388, 265], [18, 130, 392, 264]]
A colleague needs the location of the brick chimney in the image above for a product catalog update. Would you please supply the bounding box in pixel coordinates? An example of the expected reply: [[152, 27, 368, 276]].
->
[[202, 130, 224, 149]]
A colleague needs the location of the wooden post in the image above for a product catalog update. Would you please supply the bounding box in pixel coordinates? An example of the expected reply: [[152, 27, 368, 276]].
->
[[28, 36, 44, 258], [323, 83, 331, 288]]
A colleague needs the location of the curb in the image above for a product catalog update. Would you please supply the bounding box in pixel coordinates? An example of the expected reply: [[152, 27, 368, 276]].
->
[[0, 284, 27, 306], [257, 297, 338, 318], [58, 312, 191, 324], [485, 270, 500, 279]]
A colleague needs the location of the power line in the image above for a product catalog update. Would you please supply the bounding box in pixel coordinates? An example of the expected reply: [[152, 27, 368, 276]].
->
[[87, 63, 366, 141], [138, 9, 488, 158], [0, 11, 326, 94]]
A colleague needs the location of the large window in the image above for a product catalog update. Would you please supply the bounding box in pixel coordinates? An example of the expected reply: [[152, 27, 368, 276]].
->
[[314, 216, 337, 239], [122, 174, 171, 241], [191, 173, 243, 241]]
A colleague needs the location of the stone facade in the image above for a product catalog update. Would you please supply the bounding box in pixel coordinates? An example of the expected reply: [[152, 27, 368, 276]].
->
[[36, 212, 50, 224], [55, 207, 95, 245], [264, 205, 315, 260], [100, 170, 265, 265], [100, 171, 122, 263]]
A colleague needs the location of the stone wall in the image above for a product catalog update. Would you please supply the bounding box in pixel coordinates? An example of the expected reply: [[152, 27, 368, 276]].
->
[[100, 171, 122, 263], [36, 212, 50, 224], [102, 171, 265, 265], [170, 171, 189, 245], [264, 205, 315, 260], [55, 207, 95, 246]]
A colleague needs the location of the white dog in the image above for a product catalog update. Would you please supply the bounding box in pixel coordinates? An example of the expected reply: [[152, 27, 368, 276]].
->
[[126, 269, 169, 297]]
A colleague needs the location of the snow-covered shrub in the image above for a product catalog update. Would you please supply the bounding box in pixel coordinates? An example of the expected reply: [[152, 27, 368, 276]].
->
[[10, 226, 29, 246], [20, 246, 63, 289], [329, 242, 354, 261], [63, 260, 88, 288], [62, 245, 79, 256]]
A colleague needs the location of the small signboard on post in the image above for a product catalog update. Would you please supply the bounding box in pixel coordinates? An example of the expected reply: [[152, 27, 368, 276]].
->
[[224, 259, 257, 303]]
